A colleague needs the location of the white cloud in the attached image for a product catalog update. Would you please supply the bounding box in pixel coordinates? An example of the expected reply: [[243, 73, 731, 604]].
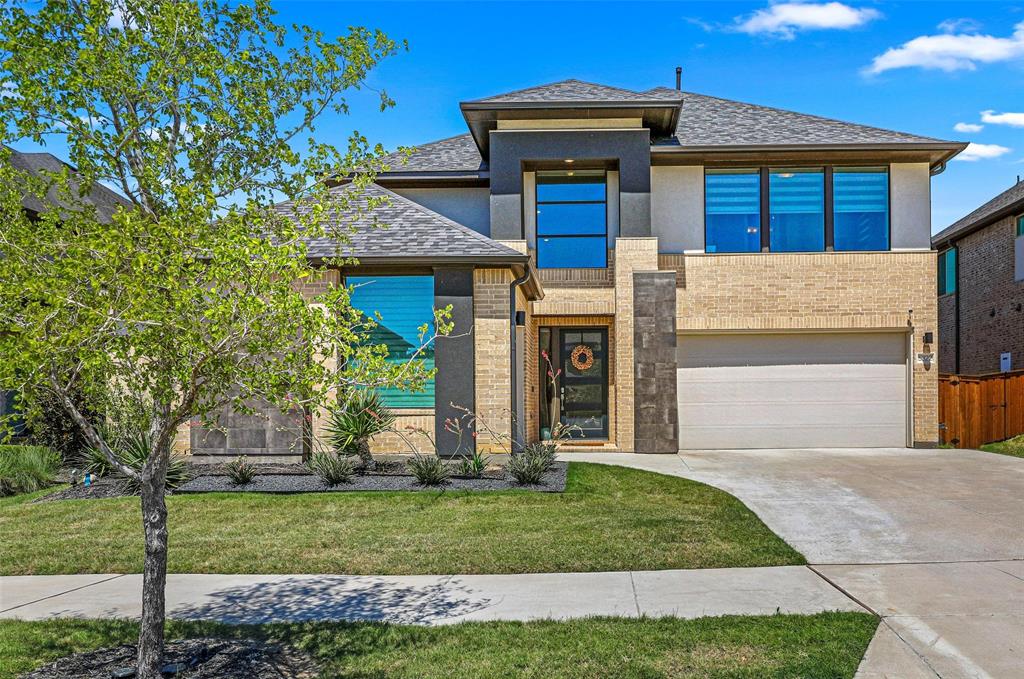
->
[[938, 18, 982, 34], [953, 122, 984, 133], [735, 2, 880, 40], [981, 110, 1024, 128], [954, 143, 1012, 162], [867, 21, 1024, 74]]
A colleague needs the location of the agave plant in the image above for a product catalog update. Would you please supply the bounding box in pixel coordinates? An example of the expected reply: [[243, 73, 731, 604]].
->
[[324, 390, 396, 469]]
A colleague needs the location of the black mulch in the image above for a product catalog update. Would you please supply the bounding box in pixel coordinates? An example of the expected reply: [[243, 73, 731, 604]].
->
[[34, 479, 132, 503], [21, 638, 318, 678], [177, 461, 568, 494]]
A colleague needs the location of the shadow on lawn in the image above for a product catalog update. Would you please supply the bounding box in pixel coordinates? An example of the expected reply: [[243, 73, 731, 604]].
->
[[170, 576, 492, 625]]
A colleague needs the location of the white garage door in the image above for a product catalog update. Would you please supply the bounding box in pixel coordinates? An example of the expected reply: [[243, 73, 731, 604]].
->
[[677, 332, 908, 449]]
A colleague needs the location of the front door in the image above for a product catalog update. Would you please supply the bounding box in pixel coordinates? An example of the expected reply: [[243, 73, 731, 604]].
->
[[539, 327, 609, 440]]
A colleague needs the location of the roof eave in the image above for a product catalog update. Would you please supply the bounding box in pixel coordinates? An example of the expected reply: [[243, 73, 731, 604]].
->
[[652, 141, 968, 171], [932, 196, 1024, 249]]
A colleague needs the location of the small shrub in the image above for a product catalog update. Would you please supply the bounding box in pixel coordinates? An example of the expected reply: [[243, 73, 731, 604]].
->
[[407, 454, 450, 486], [523, 442, 557, 472], [505, 452, 548, 486], [307, 452, 355, 486], [225, 456, 257, 486], [0, 445, 60, 496], [455, 451, 489, 478]]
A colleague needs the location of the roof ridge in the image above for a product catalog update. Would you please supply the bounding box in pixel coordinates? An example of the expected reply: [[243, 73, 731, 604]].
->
[[680, 91, 949, 144], [369, 183, 522, 256], [467, 78, 646, 103]]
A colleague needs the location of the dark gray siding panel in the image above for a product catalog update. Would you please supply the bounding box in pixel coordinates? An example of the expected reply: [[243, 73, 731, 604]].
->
[[433, 267, 476, 456]]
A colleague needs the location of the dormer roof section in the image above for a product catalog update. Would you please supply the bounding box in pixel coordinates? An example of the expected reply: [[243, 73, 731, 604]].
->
[[460, 79, 684, 160]]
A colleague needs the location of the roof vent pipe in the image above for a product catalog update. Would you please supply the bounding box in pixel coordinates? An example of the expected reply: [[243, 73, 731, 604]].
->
[[675, 66, 682, 91]]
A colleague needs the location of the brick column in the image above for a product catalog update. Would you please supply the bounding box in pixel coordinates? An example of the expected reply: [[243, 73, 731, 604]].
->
[[473, 268, 515, 452], [613, 238, 659, 452]]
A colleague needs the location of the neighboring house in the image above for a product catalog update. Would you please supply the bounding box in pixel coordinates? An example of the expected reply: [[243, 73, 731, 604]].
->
[[184, 78, 966, 460], [1, 147, 131, 438], [932, 180, 1024, 375]]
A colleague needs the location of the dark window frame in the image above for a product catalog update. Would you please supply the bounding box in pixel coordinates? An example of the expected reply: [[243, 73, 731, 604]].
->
[[1016, 214, 1024, 237], [535, 169, 609, 269], [704, 164, 892, 254], [938, 247, 957, 296]]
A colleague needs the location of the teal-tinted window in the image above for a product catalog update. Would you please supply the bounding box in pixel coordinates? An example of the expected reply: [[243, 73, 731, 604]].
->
[[348, 275, 435, 408], [834, 167, 889, 251], [1016, 215, 1024, 237], [938, 249, 957, 295], [769, 168, 824, 252], [536, 169, 607, 268], [705, 169, 761, 253]]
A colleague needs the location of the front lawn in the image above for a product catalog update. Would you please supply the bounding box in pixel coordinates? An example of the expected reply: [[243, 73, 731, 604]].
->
[[0, 613, 878, 679], [980, 434, 1024, 459], [0, 463, 803, 575]]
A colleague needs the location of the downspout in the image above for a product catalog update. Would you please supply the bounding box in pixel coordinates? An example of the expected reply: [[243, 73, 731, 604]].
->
[[509, 268, 531, 453]]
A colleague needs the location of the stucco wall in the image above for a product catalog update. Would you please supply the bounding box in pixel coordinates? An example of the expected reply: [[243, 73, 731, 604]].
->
[[890, 163, 932, 250], [651, 165, 704, 253], [391, 187, 491, 236]]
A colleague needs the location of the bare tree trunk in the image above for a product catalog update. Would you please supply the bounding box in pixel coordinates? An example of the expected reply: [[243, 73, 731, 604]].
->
[[355, 438, 375, 470], [136, 452, 169, 679]]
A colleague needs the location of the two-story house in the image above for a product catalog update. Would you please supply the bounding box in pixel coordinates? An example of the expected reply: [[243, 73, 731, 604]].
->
[[184, 78, 966, 461], [932, 179, 1024, 375]]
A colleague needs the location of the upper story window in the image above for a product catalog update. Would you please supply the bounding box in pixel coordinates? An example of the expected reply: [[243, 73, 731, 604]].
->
[[1016, 214, 1024, 237], [938, 248, 957, 296], [769, 168, 824, 252], [348, 275, 435, 408], [536, 169, 607, 268], [704, 165, 892, 254], [833, 167, 889, 251], [705, 169, 760, 253]]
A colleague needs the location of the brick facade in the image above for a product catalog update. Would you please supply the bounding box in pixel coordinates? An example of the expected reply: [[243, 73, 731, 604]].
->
[[939, 216, 1024, 375], [661, 251, 938, 445]]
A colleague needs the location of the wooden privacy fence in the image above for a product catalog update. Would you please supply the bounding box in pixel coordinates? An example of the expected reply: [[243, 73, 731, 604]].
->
[[939, 371, 1024, 449]]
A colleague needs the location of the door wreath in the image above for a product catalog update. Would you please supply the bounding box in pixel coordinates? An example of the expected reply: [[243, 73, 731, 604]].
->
[[570, 344, 595, 371]]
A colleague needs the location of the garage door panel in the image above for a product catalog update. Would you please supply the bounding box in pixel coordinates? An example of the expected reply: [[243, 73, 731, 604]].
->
[[677, 333, 908, 449]]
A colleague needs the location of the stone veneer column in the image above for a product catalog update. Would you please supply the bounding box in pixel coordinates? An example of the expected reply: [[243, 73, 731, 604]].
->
[[613, 238, 659, 453], [633, 271, 679, 452], [433, 267, 475, 457]]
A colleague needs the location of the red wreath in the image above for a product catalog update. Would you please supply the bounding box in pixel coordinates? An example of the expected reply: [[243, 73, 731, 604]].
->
[[570, 344, 595, 371]]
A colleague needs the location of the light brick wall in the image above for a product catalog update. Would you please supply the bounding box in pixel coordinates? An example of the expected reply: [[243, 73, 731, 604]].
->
[[369, 410, 435, 453], [473, 268, 516, 452], [660, 251, 939, 444]]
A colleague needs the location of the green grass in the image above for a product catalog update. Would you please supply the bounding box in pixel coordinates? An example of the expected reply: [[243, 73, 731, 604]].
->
[[0, 613, 878, 679], [980, 434, 1024, 459], [0, 463, 804, 575], [0, 445, 60, 497]]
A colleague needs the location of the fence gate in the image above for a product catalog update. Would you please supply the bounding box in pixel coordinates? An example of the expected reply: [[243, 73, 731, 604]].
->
[[939, 371, 1024, 449]]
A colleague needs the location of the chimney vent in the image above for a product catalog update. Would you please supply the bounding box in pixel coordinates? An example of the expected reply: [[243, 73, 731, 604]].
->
[[675, 66, 682, 91]]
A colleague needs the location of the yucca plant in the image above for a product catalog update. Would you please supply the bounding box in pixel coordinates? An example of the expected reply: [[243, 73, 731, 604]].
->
[[307, 452, 355, 486], [324, 390, 396, 469], [225, 456, 257, 486], [407, 453, 450, 486], [96, 433, 189, 494]]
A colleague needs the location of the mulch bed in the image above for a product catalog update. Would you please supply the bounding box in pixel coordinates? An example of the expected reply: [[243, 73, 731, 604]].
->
[[21, 638, 317, 678], [34, 479, 133, 503], [177, 461, 568, 494]]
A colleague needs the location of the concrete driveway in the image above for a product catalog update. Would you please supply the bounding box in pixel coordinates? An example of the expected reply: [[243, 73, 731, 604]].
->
[[562, 448, 1024, 678]]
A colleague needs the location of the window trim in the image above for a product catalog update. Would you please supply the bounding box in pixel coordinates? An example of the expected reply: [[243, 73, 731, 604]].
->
[[938, 247, 957, 297], [1016, 214, 1024, 238], [535, 168, 609, 269], [703, 164, 892, 254]]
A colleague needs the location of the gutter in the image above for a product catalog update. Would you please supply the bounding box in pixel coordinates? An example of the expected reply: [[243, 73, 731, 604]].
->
[[509, 268, 532, 453]]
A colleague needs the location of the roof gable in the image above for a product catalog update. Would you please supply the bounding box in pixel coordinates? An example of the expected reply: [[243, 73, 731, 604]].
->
[[933, 180, 1024, 246], [7, 147, 132, 222]]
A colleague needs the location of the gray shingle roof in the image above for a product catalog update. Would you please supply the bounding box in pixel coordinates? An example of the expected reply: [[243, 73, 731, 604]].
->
[[468, 79, 683, 104], [275, 182, 524, 261], [932, 180, 1024, 246], [659, 89, 946, 147], [7, 147, 131, 222], [381, 134, 483, 173], [382, 82, 957, 175]]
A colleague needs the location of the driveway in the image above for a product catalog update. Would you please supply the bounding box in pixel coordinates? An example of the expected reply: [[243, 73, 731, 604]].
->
[[561, 448, 1024, 678]]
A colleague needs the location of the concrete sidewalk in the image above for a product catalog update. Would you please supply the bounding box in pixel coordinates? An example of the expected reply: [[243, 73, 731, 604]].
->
[[0, 566, 862, 625]]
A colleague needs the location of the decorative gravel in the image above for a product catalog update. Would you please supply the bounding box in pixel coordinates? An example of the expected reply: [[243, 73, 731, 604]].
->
[[34, 480, 134, 503], [177, 462, 567, 494]]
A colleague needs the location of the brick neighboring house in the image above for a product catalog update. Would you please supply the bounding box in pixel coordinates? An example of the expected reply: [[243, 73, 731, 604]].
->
[[177, 78, 966, 459], [932, 180, 1024, 375]]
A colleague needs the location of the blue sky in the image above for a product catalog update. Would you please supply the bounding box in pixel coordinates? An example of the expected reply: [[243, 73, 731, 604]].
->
[[16, 1, 1024, 231]]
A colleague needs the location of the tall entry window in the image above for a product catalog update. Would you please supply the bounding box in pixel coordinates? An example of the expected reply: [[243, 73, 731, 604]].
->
[[705, 169, 761, 253], [348, 275, 435, 408], [769, 168, 825, 252], [536, 169, 607, 268], [833, 167, 889, 251]]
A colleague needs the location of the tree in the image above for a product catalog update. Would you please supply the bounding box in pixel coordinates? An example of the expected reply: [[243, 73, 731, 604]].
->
[[0, 2, 444, 676]]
